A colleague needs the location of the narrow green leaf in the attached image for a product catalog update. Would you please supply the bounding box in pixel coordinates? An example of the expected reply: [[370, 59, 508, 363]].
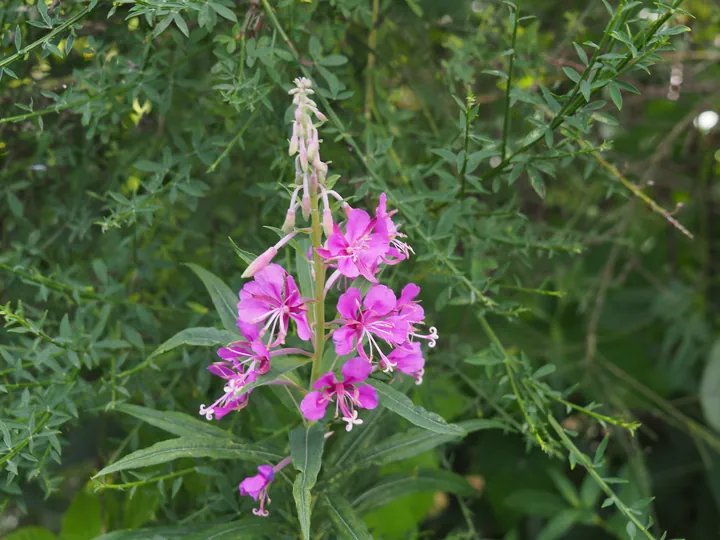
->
[[562, 66, 581, 83], [94, 438, 283, 477], [368, 380, 465, 435], [352, 419, 507, 469], [116, 404, 233, 440], [240, 356, 311, 394], [146, 327, 238, 362], [324, 494, 372, 540], [533, 364, 556, 378], [353, 469, 478, 514], [573, 43, 588, 65], [184, 263, 239, 333], [173, 14, 189, 38], [319, 55, 348, 66], [593, 434, 610, 466], [14, 25, 21, 52], [290, 424, 326, 540], [609, 83, 623, 110], [210, 2, 238, 22], [94, 519, 276, 540], [309, 36, 322, 60], [700, 338, 720, 432], [61, 488, 102, 540]]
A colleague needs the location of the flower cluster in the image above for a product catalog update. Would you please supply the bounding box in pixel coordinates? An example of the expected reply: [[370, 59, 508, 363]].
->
[[197, 77, 438, 517]]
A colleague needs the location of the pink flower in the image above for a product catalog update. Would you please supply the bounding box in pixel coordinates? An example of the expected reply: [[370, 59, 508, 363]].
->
[[394, 284, 438, 347], [199, 360, 258, 421], [375, 193, 413, 261], [300, 358, 378, 431], [199, 325, 265, 420], [333, 286, 410, 366], [316, 209, 389, 282], [239, 465, 274, 516], [384, 341, 425, 385], [237, 264, 311, 347]]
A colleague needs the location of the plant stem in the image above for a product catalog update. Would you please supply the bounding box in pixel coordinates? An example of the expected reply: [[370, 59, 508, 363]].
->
[[476, 313, 548, 452], [0, 5, 95, 71], [548, 416, 654, 540], [364, 0, 380, 157], [459, 104, 471, 197], [95, 467, 195, 491], [309, 182, 326, 386], [501, 0, 521, 161]]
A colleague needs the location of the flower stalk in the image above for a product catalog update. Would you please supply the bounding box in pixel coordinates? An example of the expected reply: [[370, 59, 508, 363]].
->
[[310, 176, 327, 386]]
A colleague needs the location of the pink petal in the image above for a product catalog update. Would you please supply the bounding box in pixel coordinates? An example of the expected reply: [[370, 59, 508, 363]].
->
[[341, 357, 372, 384], [238, 322, 260, 341], [363, 285, 397, 316], [337, 288, 361, 319], [253, 263, 286, 299], [292, 313, 312, 341], [389, 342, 424, 375], [398, 283, 421, 306], [239, 473, 268, 499], [208, 362, 235, 378], [345, 209, 371, 241], [300, 391, 329, 421], [333, 326, 357, 356], [257, 465, 275, 481], [357, 385, 378, 409], [238, 299, 272, 324], [337, 257, 360, 279], [313, 372, 337, 390], [327, 233, 349, 255]]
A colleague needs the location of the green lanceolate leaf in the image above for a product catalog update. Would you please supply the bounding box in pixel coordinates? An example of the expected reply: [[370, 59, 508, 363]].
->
[[147, 327, 238, 360], [353, 469, 478, 514], [239, 356, 312, 394], [352, 418, 509, 469], [95, 519, 277, 540], [94, 437, 283, 477], [184, 263, 239, 333], [700, 338, 720, 432], [368, 380, 466, 436], [290, 424, 326, 540], [116, 404, 233, 440], [323, 493, 372, 540]]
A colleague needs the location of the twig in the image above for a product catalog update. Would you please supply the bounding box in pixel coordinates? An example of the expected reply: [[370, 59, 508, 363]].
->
[[501, 0, 521, 160]]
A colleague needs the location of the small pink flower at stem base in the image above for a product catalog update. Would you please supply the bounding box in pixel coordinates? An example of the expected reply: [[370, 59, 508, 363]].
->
[[239, 465, 274, 517], [300, 358, 378, 431]]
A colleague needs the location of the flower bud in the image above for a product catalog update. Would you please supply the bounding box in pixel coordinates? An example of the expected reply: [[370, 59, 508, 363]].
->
[[242, 247, 278, 278], [301, 193, 311, 220], [288, 135, 298, 156], [322, 207, 334, 237], [281, 209, 296, 234]]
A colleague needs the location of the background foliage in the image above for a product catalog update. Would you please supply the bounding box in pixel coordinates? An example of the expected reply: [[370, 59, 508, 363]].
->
[[1, 0, 719, 538]]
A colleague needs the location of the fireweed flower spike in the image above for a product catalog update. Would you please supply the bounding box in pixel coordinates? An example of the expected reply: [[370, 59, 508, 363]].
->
[[194, 77, 440, 519], [300, 357, 378, 431], [237, 264, 311, 347], [238, 456, 291, 517]]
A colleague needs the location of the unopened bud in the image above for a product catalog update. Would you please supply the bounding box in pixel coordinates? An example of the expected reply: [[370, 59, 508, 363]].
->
[[322, 208, 334, 237], [301, 194, 311, 220], [289, 135, 298, 156], [341, 202, 352, 218], [242, 247, 278, 278], [281, 209, 296, 234], [299, 144, 308, 171], [315, 111, 327, 122]]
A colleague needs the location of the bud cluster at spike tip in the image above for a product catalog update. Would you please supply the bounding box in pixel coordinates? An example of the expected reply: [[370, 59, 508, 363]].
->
[[196, 77, 438, 518]]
